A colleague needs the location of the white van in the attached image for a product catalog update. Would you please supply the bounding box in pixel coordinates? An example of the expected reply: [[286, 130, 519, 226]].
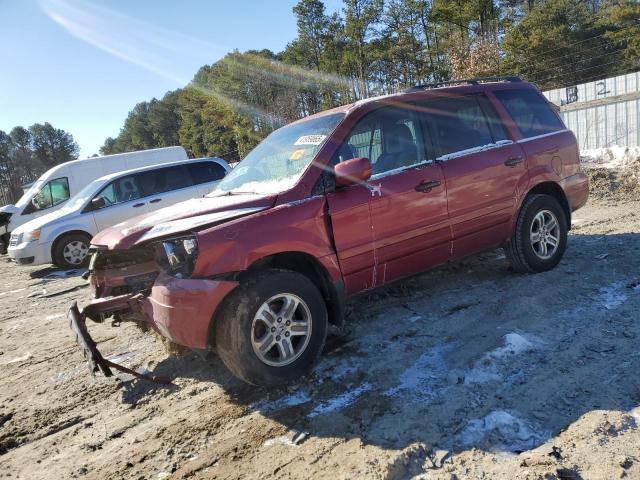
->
[[8, 157, 230, 268], [0, 146, 188, 253]]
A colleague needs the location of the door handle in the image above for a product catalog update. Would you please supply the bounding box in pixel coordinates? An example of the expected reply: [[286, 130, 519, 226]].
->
[[149, 198, 162, 204], [415, 180, 441, 193], [504, 156, 524, 167], [132, 202, 145, 208]]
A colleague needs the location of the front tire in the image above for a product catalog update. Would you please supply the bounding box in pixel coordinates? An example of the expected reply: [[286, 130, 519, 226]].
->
[[506, 194, 568, 273], [215, 269, 328, 386], [52, 233, 92, 269]]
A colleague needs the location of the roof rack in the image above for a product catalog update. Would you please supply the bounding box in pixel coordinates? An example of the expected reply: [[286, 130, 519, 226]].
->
[[406, 76, 522, 92]]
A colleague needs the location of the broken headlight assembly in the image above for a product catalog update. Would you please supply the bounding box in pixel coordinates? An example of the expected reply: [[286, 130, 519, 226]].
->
[[152, 235, 198, 279]]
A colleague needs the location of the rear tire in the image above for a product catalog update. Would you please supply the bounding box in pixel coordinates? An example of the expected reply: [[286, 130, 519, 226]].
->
[[506, 194, 568, 273], [52, 233, 92, 269], [215, 269, 328, 386]]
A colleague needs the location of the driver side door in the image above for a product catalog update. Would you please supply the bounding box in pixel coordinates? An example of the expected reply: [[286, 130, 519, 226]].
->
[[326, 104, 451, 294], [91, 174, 150, 231]]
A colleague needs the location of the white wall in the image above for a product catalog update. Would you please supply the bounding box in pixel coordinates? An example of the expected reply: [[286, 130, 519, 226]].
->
[[543, 71, 640, 149]]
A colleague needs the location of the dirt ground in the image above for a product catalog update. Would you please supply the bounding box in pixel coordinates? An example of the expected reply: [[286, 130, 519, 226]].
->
[[1, 196, 639, 480]]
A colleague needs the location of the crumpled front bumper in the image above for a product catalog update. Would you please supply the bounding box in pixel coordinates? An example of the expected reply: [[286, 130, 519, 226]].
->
[[69, 273, 239, 378], [68, 293, 146, 378]]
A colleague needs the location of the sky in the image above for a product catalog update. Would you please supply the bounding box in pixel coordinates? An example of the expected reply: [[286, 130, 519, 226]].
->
[[0, 0, 344, 158]]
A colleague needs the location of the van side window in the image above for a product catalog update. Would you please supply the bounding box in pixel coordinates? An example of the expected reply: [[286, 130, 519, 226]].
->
[[157, 165, 192, 192], [136, 166, 194, 197], [421, 96, 494, 158], [493, 88, 564, 139], [25, 177, 70, 213], [339, 106, 423, 175], [94, 175, 142, 208], [187, 161, 226, 184]]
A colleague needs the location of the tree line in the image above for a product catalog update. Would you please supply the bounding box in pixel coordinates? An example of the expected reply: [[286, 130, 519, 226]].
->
[[100, 0, 640, 161], [0, 124, 79, 204]]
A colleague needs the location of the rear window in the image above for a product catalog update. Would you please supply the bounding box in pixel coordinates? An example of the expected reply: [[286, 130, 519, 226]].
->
[[493, 88, 564, 139]]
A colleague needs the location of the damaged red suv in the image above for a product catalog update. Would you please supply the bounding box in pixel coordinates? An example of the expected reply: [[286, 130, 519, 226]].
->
[[70, 77, 588, 386]]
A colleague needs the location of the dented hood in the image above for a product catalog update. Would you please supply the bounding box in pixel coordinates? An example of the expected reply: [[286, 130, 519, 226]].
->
[[92, 193, 276, 250]]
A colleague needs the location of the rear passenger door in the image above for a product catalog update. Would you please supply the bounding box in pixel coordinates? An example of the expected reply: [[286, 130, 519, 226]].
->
[[421, 94, 526, 259], [140, 165, 197, 212]]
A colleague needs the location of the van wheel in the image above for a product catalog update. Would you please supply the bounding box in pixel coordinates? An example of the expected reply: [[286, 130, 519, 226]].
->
[[506, 194, 567, 273], [53, 233, 92, 269], [215, 269, 328, 386]]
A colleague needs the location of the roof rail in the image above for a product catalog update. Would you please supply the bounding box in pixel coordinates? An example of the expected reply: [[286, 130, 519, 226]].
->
[[406, 76, 522, 92]]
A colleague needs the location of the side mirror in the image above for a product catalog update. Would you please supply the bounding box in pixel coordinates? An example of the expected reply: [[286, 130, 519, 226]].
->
[[91, 197, 106, 210], [334, 157, 372, 188]]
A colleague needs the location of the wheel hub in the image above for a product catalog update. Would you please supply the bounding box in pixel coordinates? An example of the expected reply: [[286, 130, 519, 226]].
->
[[250, 293, 312, 367], [530, 209, 560, 260]]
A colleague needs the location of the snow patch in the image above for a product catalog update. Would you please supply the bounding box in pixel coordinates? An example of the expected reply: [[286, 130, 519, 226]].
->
[[631, 407, 640, 425], [1, 352, 32, 365], [384, 343, 455, 400], [580, 146, 640, 170], [0, 287, 26, 297], [464, 333, 541, 385], [597, 282, 628, 310], [308, 383, 372, 418], [458, 410, 549, 452], [255, 390, 311, 413]]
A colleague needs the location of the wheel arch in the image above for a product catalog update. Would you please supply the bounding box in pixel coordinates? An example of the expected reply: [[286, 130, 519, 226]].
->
[[240, 251, 346, 328], [207, 250, 346, 350], [51, 229, 94, 260], [523, 181, 571, 229]]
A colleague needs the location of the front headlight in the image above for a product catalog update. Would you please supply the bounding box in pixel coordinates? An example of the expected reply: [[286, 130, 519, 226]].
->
[[24, 229, 41, 242], [153, 235, 198, 278]]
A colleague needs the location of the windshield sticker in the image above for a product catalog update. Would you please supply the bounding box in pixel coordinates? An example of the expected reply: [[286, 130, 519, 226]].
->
[[289, 149, 306, 161], [294, 134, 326, 146]]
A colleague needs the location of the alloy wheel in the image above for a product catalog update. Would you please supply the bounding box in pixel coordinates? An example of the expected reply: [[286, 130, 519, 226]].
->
[[530, 209, 560, 260], [250, 293, 312, 367]]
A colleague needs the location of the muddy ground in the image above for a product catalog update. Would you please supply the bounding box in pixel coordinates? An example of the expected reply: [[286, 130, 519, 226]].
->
[[1, 196, 639, 480]]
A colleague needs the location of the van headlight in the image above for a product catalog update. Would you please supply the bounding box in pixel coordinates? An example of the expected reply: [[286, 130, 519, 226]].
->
[[24, 229, 41, 242], [153, 236, 198, 278]]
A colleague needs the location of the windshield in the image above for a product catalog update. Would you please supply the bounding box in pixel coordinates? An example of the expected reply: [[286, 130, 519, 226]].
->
[[211, 113, 345, 195], [14, 180, 45, 209]]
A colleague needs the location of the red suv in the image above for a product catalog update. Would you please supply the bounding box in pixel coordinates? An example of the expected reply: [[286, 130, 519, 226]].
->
[[70, 77, 588, 386]]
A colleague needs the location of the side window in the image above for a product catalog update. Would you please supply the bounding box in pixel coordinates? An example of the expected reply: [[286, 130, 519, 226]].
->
[[477, 95, 509, 142], [337, 106, 423, 175], [94, 175, 142, 208], [187, 161, 226, 184], [156, 165, 192, 192], [493, 88, 564, 139], [422, 96, 494, 158], [25, 177, 70, 213]]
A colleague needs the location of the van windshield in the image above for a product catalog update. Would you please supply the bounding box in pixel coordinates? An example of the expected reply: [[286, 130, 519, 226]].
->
[[210, 113, 344, 196], [14, 180, 45, 209], [62, 178, 106, 211]]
